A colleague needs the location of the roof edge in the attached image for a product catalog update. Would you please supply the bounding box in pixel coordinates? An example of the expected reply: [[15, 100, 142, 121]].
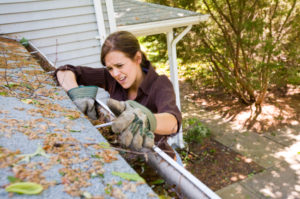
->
[[116, 14, 209, 36]]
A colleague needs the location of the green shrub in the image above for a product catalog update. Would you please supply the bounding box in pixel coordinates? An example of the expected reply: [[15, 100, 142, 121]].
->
[[183, 118, 210, 144]]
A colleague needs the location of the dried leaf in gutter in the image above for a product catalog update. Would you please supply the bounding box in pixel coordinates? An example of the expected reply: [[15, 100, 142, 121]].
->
[[17, 145, 49, 163], [111, 171, 145, 183], [5, 182, 43, 195], [82, 191, 92, 199], [21, 98, 39, 105], [98, 142, 110, 149], [99, 150, 118, 163], [7, 176, 21, 183], [111, 187, 127, 199]]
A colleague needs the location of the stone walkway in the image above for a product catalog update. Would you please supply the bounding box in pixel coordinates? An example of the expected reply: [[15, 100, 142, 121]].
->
[[181, 99, 300, 199]]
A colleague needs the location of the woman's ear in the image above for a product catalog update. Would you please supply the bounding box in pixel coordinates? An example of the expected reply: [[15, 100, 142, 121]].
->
[[134, 51, 142, 65]]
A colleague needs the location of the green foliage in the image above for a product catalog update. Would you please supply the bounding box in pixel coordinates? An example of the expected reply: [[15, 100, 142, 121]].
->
[[183, 118, 210, 144], [19, 37, 29, 47], [138, 34, 168, 64], [111, 171, 145, 183], [5, 182, 43, 195], [140, 0, 300, 106], [16, 145, 49, 163], [195, 0, 299, 104], [180, 62, 218, 88], [0, 91, 8, 96], [7, 176, 21, 183], [150, 179, 165, 185]]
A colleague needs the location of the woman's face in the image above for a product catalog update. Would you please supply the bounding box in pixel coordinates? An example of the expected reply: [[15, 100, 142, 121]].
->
[[104, 51, 142, 89]]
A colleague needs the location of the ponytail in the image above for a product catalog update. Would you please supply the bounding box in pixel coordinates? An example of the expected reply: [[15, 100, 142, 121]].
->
[[140, 51, 150, 69]]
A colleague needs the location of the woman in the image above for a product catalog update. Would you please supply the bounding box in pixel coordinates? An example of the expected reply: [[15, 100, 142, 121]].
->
[[55, 31, 182, 159]]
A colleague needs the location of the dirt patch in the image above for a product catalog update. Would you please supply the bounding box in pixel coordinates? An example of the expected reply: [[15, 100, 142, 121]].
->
[[177, 138, 263, 191], [180, 81, 300, 133]]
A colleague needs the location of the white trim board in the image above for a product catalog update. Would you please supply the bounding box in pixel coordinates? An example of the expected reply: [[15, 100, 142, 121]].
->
[[105, 0, 116, 33], [117, 15, 209, 36]]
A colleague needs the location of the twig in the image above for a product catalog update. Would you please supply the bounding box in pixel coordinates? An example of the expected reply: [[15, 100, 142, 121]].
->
[[54, 39, 58, 67], [0, 47, 11, 91], [53, 141, 175, 157]]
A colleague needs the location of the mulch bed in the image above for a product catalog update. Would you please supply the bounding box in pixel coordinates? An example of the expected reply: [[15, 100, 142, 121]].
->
[[178, 137, 263, 191]]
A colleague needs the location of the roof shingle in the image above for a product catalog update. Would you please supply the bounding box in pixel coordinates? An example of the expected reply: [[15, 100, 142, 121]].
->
[[113, 0, 201, 26]]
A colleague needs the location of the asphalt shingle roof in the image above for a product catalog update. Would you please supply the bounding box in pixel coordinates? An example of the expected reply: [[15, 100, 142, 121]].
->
[[113, 0, 201, 26], [0, 37, 157, 198]]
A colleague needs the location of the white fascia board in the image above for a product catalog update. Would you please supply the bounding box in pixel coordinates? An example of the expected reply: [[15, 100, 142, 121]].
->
[[116, 14, 209, 36]]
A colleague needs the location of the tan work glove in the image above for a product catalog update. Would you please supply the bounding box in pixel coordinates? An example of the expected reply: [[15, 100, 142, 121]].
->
[[107, 99, 156, 151], [67, 86, 98, 120]]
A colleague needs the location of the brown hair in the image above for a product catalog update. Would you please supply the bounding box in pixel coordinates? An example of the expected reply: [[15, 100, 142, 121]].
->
[[101, 31, 150, 68]]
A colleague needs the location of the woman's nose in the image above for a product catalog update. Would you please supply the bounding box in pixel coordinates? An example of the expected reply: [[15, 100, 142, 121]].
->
[[111, 68, 120, 77]]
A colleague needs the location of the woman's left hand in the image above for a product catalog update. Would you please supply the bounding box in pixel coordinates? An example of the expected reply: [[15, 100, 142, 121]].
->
[[107, 99, 156, 151]]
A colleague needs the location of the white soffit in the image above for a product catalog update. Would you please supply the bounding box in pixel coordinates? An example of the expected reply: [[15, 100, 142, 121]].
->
[[117, 14, 209, 36]]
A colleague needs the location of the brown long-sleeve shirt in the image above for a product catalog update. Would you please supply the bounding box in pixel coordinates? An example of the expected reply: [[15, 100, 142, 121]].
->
[[55, 64, 182, 157], [55, 64, 182, 129]]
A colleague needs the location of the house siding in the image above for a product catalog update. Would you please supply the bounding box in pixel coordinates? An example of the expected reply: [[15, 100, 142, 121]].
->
[[0, 0, 110, 68]]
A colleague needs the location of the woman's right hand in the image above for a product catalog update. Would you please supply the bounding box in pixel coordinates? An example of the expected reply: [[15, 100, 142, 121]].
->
[[67, 86, 98, 120], [56, 70, 78, 91]]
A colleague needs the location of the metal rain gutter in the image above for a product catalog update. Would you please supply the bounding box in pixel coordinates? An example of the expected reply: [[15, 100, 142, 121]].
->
[[94, 98, 221, 199], [143, 146, 221, 199], [28, 41, 55, 68]]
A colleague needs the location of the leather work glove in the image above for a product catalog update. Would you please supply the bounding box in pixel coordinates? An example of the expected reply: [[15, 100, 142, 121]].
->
[[67, 86, 98, 120], [107, 99, 157, 151]]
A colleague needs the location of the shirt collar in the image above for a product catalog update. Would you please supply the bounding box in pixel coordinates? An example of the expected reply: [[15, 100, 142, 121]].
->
[[139, 64, 158, 95]]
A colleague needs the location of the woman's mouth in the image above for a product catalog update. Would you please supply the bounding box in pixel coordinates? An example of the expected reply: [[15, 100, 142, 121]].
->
[[118, 76, 126, 84]]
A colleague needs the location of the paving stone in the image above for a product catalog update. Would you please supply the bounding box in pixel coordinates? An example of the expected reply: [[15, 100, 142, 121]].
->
[[241, 161, 300, 199], [216, 182, 261, 199], [264, 126, 300, 147], [213, 131, 284, 169], [182, 94, 300, 198]]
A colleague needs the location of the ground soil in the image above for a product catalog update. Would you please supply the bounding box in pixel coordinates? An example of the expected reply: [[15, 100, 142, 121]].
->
[[177, 138, 263, 191], [178, 80, 300, 192], [180, 81, 300, 133]]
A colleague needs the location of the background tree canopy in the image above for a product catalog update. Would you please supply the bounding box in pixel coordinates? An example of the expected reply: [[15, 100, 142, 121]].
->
[[141, 0, 300, 106]]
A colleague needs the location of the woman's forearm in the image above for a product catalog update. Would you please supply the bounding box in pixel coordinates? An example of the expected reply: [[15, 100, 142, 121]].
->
[[56, 70, 78, 91], [154, 113, 178, 135]]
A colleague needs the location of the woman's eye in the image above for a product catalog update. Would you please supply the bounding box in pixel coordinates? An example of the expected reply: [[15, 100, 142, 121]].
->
[[115, 64, 123, 68], [106, 67, 112, 71]]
